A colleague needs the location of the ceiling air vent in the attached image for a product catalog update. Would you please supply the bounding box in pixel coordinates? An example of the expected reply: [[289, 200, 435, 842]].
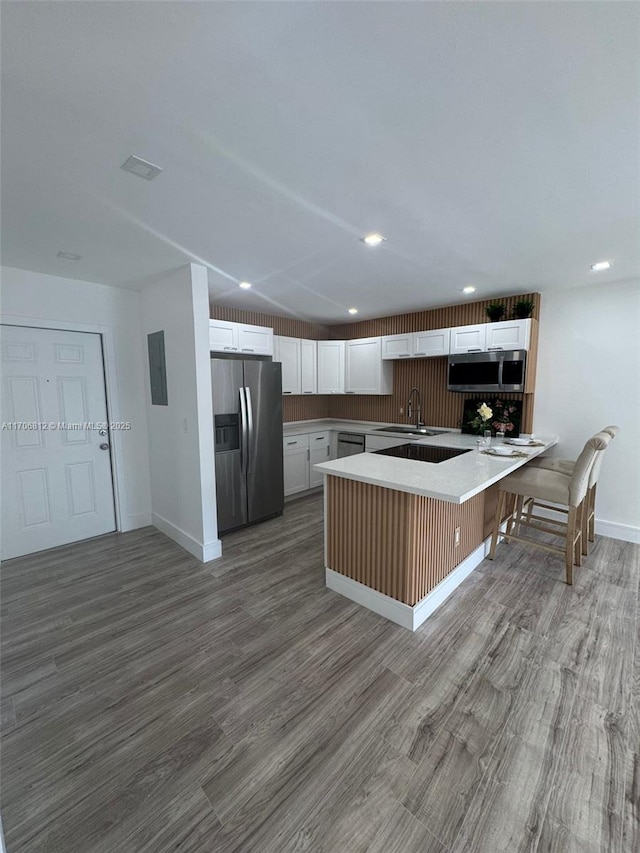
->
[[120, 155, 163, 181]]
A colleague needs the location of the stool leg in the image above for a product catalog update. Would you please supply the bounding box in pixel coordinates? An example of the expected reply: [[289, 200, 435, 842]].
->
[[588, 485, 597, 543], [566, 506, 577, 585], [505, 493, 518, 538], [581, 497, 589, 557], [489, 490, 506, 559]]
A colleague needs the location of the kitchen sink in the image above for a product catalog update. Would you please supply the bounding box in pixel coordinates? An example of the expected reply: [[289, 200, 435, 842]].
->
[[374, 425, 452, 436]]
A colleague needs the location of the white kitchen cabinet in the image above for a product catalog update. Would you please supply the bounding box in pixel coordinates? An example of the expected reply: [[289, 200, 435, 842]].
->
[[308, 430, 330, 488], [413, 328, 450, 357], [485, 319, 531, 351], [381, 333, 413, 360], [274, 336, 301, 394], [449, 324, 487, 355], [209, 320, 274, 356], [317, 340, 345, 394], [283, 434, 309, 496], [345, 337, 393, 395], [237, 323, 273, 356], [300, 339, 317, 394], [209, 319, 239, 353]]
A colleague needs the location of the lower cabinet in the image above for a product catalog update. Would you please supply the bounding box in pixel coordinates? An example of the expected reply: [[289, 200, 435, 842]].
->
[[283, 430, 331, 496]]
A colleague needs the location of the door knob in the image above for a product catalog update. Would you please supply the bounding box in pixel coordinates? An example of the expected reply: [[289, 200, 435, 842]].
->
[[99, 443, 110, 450]]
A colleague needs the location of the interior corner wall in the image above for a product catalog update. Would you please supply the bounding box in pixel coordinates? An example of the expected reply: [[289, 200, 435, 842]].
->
[[533, 279, 640, 541], [0, 265, 152, 531], [141, 264, 220, 562]]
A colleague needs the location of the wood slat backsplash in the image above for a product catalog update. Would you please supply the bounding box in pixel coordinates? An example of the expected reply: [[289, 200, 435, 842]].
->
[[211, 293, 540, 428], [210, 304, 328, 340], [327, 292, 540, 339]]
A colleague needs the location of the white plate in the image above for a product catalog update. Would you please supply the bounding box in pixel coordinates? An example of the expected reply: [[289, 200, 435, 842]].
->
[[486, 446, 516, 456], [507, 438, 532, 446]]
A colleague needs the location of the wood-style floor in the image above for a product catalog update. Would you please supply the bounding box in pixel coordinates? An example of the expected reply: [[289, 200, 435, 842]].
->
[[1, 494, 638, 852]]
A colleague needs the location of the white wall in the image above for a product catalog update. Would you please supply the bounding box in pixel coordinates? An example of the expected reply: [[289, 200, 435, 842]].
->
[[140, 264, 220, 561], [0, 266, 151, 531], [534, 279, 640, 542]]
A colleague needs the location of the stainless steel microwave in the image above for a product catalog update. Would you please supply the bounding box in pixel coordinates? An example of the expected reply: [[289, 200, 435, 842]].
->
[[447, 350, 527, 393]]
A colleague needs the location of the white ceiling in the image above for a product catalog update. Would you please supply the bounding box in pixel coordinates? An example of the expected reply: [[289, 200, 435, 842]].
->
[[2, 1, 639, 323]]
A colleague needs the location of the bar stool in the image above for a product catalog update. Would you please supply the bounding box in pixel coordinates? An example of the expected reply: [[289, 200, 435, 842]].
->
[[488, 431, 610, 584], [526, 426, 619, 553]]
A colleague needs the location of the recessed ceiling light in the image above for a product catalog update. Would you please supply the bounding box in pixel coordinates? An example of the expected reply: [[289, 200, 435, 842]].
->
[[238, 281, 252, 290], [361, 233, 386, 247], [57, 251, 81, 261], [348, 308, 358, 315], [590, 260, 611, 272], [120, 155, 163, 181], [462, 286, 476, 294]]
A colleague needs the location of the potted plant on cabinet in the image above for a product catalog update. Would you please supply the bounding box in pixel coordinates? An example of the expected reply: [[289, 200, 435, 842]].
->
[[513, 299, 535, 319], [485, 302, 506, 322]]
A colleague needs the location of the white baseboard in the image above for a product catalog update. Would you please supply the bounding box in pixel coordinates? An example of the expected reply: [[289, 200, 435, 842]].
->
[[529, 505, 640, 545], [595, 518, 640, 545], [152, 513, 222, 563], [120, 512, 152, 532], [326, 527, 501, 632]]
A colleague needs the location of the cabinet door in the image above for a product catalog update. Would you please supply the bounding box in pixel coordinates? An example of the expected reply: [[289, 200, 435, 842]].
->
[[317, 340, 345, 394], [300, 339, 317, 394], [449, 324, 487, 354], [238, 323, 274, 356], [308, 431, 330, 487], [381, 333, 412, 360], [413, 328, 450, 357], [283, 449, 310, 496], [345, 337, 392, 394], [274, 336, 301, 394], [485, 319, 531, 351], [209, 320, 239, 353]]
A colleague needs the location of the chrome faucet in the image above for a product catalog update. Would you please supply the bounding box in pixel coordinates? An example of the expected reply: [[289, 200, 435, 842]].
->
[[407, 387, 424, 428]]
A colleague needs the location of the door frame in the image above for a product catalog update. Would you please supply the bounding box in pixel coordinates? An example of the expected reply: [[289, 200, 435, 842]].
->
[[1, 315, 127, 534]]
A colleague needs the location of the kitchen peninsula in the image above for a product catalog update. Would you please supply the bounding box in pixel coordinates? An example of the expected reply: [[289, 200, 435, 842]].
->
[[314, 430, 557, 630]]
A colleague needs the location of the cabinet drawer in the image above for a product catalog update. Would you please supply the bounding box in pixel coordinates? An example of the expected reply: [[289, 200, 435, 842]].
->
[[283, 434, 309, 453], [308, 431, 329, 444]]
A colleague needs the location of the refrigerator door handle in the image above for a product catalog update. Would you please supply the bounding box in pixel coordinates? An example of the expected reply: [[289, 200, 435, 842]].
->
[[239, 386, 248, 474], [245, 385, 254, 472]]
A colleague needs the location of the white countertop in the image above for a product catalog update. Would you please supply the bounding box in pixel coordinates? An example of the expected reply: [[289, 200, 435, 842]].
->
[[283, 418, 401, 436], [312, 430, 558, 504]]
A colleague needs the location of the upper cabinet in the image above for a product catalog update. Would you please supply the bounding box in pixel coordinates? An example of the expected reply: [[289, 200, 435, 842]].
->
[[317, 340, 345, 394], [345, 337, 393, 395], [209, 320, 274, 357], [274, 336, 318, 394], [449, 324, 487, 354], [449, 319, 532, 354], [381, 333, 413, 360], [274, 336, 301, 394], [485, 319, 531, 351], [413, 328, 450, 358], [300, 339, 317, 394]]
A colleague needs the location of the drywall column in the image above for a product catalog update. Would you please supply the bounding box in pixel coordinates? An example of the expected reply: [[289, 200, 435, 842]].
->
[[141, 263, 220, 561]]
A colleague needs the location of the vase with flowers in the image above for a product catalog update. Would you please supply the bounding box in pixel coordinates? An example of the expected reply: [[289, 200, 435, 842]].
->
[[468, 402, 493, 435]]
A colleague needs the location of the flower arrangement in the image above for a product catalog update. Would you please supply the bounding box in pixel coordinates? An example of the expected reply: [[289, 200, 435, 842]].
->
[[463, 398, 522, 436], [491, 399, 518, 434], [467, 402, 493, 434]]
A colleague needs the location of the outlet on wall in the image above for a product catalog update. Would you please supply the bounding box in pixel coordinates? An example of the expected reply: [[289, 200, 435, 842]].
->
[[399, 406, 404, 415], [454, 526, 461, 547]]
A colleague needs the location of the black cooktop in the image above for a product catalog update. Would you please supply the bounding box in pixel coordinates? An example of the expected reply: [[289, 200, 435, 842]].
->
[[374, 444, 472, 464]]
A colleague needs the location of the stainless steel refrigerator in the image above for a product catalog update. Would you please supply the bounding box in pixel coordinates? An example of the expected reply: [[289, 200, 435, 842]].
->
[[211, 356, 284, 534]]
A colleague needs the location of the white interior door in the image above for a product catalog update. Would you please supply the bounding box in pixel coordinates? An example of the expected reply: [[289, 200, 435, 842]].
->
[[1, 325, 116, 559]]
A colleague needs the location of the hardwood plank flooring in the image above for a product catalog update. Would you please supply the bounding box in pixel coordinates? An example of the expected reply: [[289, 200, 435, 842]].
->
[[1, 493, 638, 852]]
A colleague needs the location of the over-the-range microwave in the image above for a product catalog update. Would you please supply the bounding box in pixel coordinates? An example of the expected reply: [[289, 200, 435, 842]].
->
[[447, 350, 527, 393]]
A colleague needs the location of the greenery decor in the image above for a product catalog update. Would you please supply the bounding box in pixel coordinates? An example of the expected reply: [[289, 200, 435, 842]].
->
[[485, 302, 506, 322], [513, 299, 535, 319]]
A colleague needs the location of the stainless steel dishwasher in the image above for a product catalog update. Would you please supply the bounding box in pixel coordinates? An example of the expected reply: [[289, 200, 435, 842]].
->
[[337, 432, 365, 458]]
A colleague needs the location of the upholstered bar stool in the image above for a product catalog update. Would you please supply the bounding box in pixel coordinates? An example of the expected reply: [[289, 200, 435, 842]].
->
[[525, 426, 619, 553], [488, 432, 610, 584]]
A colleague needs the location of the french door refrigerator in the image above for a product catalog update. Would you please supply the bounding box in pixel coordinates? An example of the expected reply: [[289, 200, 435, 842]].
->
[[211, 356, 284, 534]]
